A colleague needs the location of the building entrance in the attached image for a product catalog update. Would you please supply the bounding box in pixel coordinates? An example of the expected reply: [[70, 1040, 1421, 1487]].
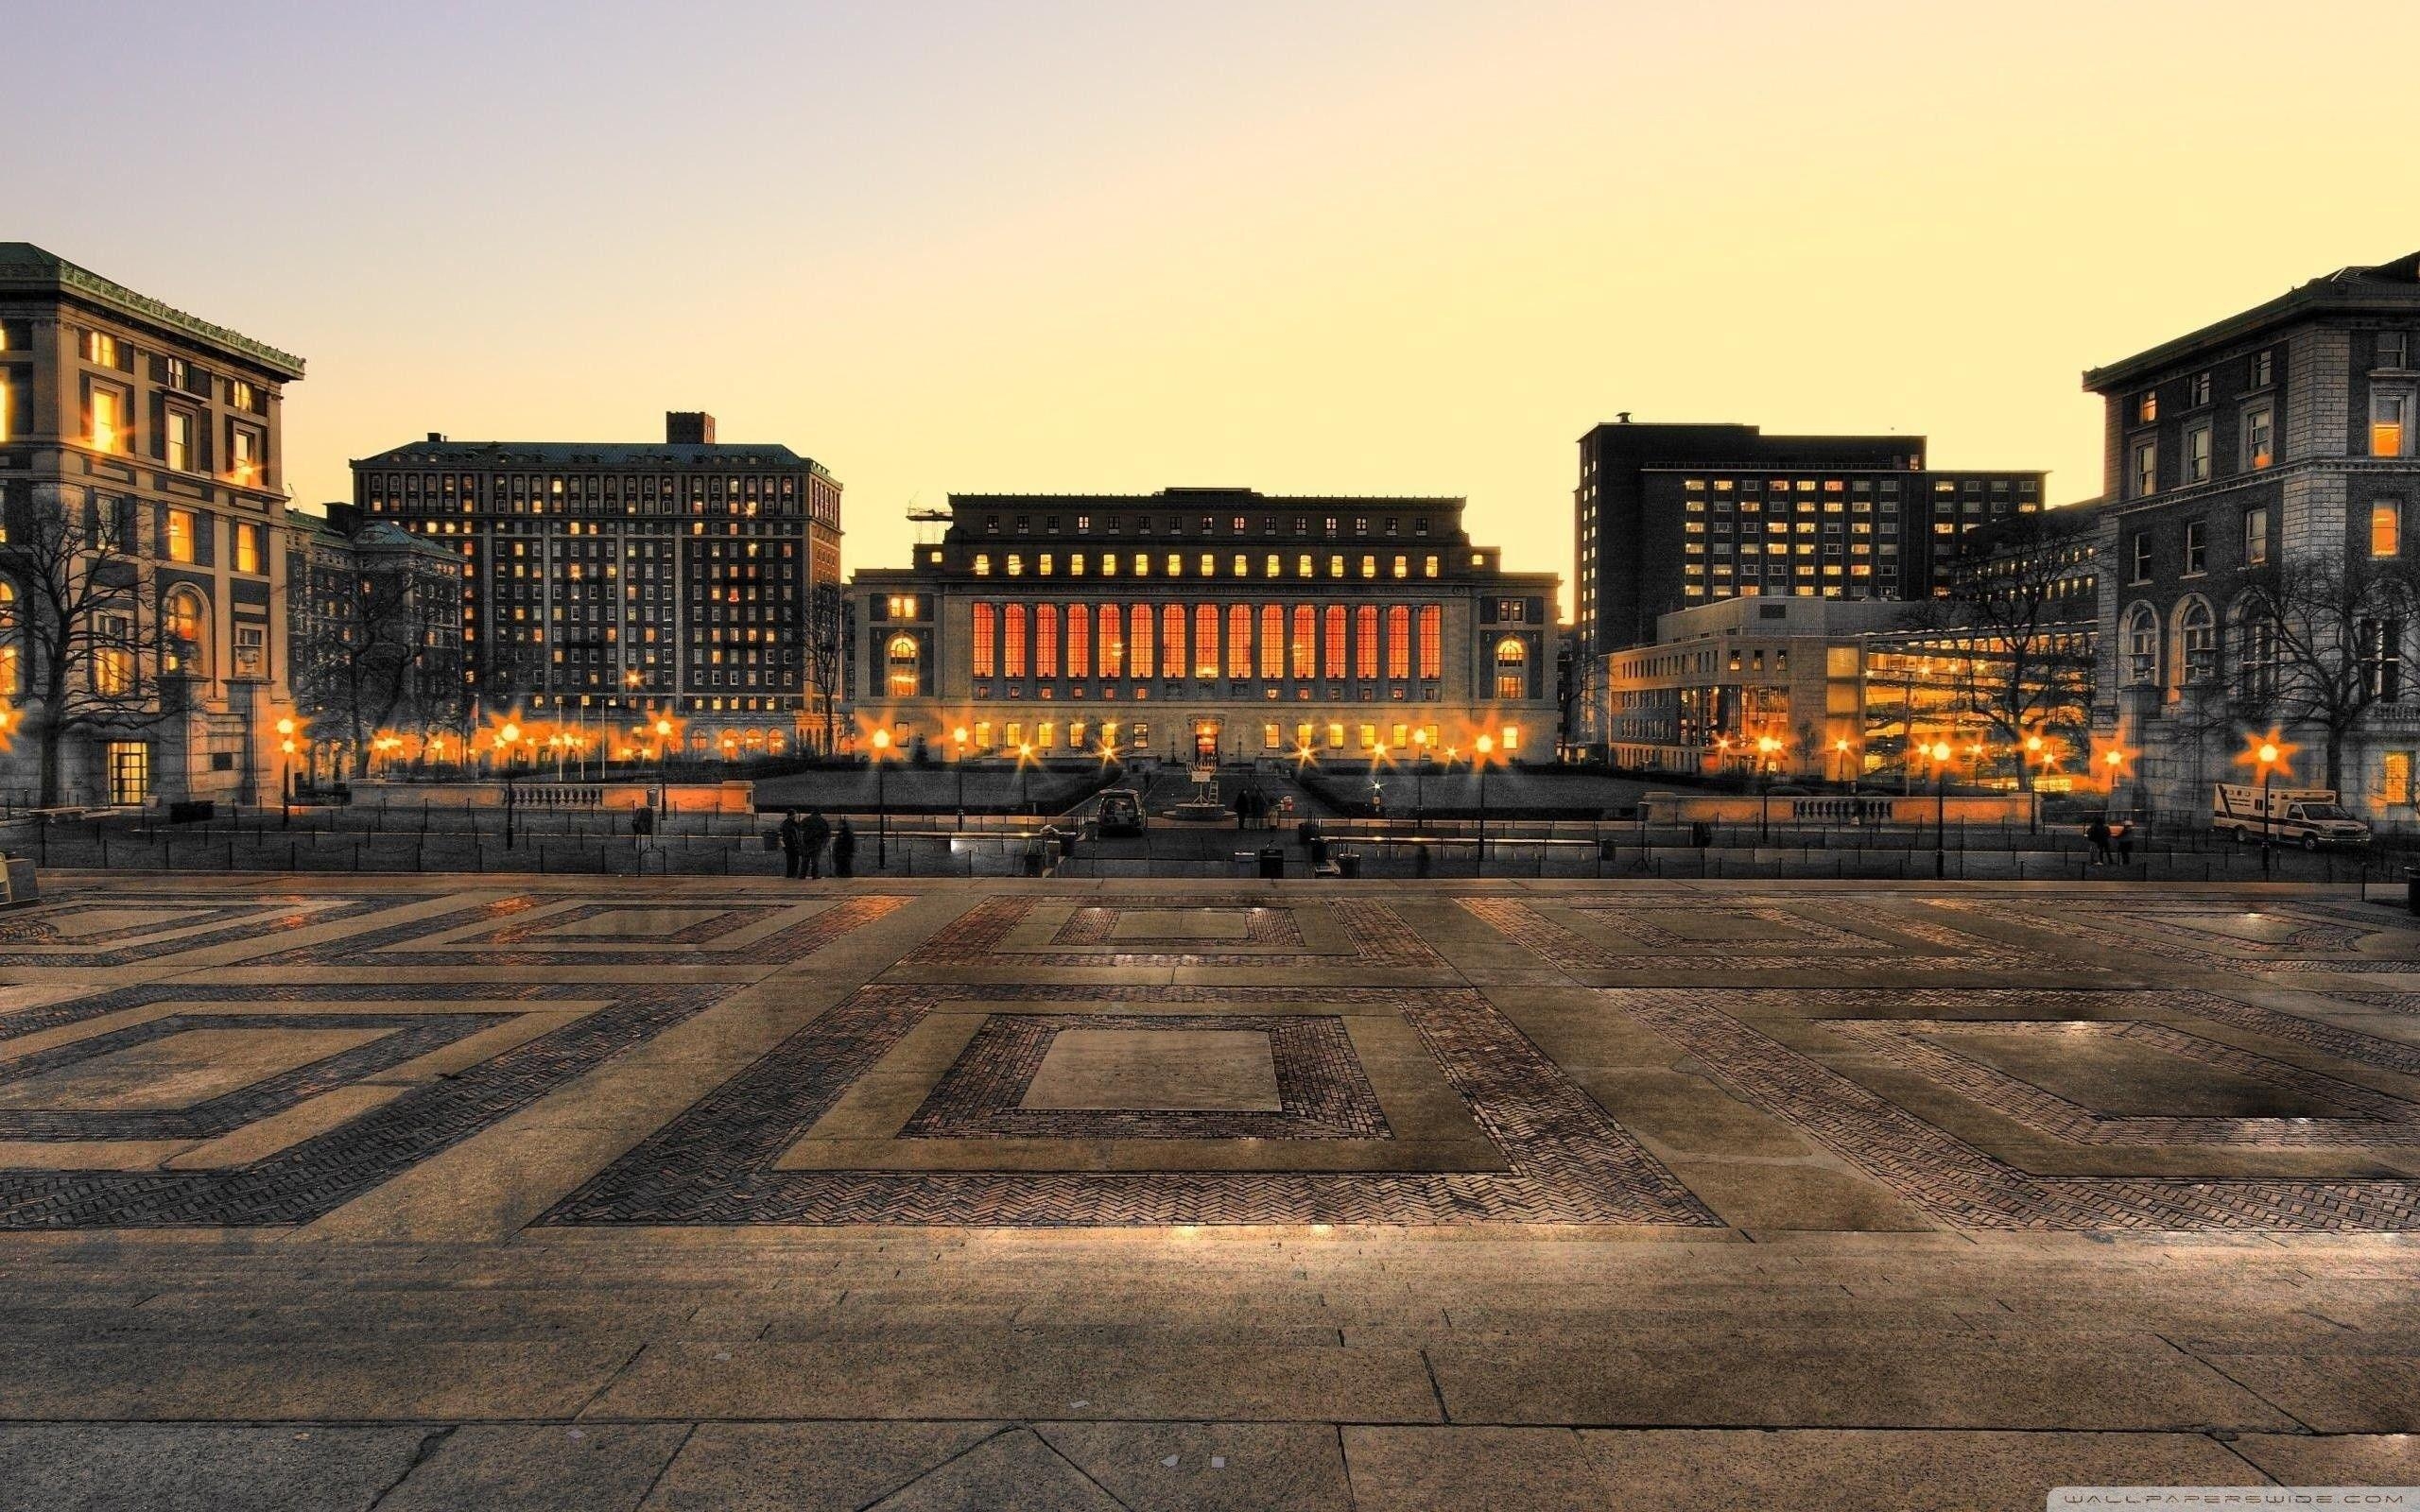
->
[[1193, 722, 1220, 765]]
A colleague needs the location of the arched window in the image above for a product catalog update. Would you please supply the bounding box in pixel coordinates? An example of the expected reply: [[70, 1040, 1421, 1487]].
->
[[2231, 597, 2278, 701], [164, 587, 210, 679], [2173, 596, 2216, 690], [885, 634, 919, 698], [0, 580, 17, 696], [1495, 636, 1529, 700], [2123, 603, 2160, 686]]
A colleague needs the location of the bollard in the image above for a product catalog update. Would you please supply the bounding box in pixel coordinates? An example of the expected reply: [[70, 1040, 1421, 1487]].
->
[[2405, 867, 2420, 916]]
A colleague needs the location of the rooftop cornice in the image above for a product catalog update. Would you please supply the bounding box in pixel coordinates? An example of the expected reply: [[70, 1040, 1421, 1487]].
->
[[0, 243, 304, 378]]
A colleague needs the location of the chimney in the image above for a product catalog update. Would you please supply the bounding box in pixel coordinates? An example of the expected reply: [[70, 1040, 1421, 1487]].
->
[[426, 432, 446, 443], [666, 411, 716, 446]]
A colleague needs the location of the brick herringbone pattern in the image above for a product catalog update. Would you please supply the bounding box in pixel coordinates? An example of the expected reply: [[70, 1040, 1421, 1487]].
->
[[245, 892, 908, 966], [541, 984, 1719, 1228], [1620, 988, 2420, 1231], [0, 982, 725, 1228], [899, 1013, 1388, 1140], [906, 896, 1444, 970]]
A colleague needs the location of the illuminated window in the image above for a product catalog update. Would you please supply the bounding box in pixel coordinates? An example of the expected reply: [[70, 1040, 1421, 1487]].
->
[[233, 523, 262, 575], [94, 611, 135, 696], [2373, 500, 2402, 558], [1004, 604, 1028, 677], [1326, 721, 1344, 749], [1130, 602, 1155, 674], [2243, 507, 2270, 566], [2373, 393, 2410, 458], [2133, 440, 2156, 498], [89, 385, 123, 452], [1098, 605, 1123, 678], [229, 425, 260, 484], [1036, 604, 1060, 678], [1494, 636, 1528, 700], [1264, 554, 1280, 578], [1500, 724, 1520, 751], [1006, 554, 1023, 576], [2243, 404, 2274, 470], [1195, 603, 1219, 677], [1386, 605, 1409, 679], [1358, 723, 1376, 749], [1423, 556, 1439, 578], [886, 634, 920, 696], [2137, 391, 2157, 423], [1360, 555, 1375, 579], [1417, 606, 1442, 679], [1322, 606, 1346, 679], [1263, 721, 1282, 750], [1392, 555, 1407, 579], [85, 331, 118, 366], [165, 508, 197, 563], [1160, 604, 1184, 677], [973, 554, 991, 576], [1167, 552, 1183, 576], [166, 410, 194, 472], [1227, 604, 1251, 677], [972, 604, 996, 676], [1355, 605, 1378, 679], [1067, 604, 1091, 678], [1327, 555, 1344, 578], [1290, 606, 1315, 679]]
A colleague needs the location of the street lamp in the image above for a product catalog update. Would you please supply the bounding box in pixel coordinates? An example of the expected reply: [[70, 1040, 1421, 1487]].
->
[[953, 726, 970, 831], [1016, 742, 1034, 816], [871, 727, 892, 868], [498, 719, 523, 850], [1411, 727, 1430, 823], [1924, 737, 1955, 880], [2239, 730, 2292, 878], [1832, 736, 1853, 789], [1474, 733, 1495, 876], [274, 715, 298, 824], [652, 715, 674, 810], [1755, 733, 1782, 842]]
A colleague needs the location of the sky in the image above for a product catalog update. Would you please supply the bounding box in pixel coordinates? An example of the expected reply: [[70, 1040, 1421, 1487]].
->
[[12, 0, 2419, 617]]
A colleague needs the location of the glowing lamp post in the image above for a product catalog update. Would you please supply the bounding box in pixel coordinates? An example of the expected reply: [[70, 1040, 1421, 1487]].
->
[[1925, 738, 1955, 880], [1755, 733, 1783, 842], [2240, 732, 2292, 878], [274, 715, 298, 825], [953, 726, 970, 831], [498, 720, 523, 850], [1474, 733, 1495, 876], [1411, 727, 1430, 824], [871, 727, 892, 868], [1832, 736, 1853, 789], [1016, 742, 1034, 816]]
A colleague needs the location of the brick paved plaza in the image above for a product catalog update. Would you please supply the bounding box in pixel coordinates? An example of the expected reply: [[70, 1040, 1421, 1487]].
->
[[1, 875, 2416, 1507]]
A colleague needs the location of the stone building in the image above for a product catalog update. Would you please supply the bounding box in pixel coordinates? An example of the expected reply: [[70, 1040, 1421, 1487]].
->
[[0, 244, 304, 807], [2088, 250, 2420, 821], [351, 413, 844, 757], [847, 488, 1561, 766], [285, 503, 466, 778]]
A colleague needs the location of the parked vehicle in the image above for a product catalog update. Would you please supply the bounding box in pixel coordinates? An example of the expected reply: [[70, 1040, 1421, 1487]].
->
[[1095, 788, 1148, 836], [2211, 783, 2371, 849]]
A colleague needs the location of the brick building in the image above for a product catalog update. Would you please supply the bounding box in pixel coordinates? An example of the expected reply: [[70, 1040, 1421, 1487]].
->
[[0, 244, 304, 807], [847, 487, 1561, 766], [351, 412, 844, 757], [2088, 250, 2420, 821]]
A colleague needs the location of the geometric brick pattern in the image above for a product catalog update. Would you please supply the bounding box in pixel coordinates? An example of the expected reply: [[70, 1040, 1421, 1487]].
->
[[541, 983, 1720, 1228], [1620, 987, 2420, 1231], [898, 1013, 1389, 1141], [903, 896, 1446, 971], [0, 893, 413, 968], [1932, 897, 2400, 967], [243, 891, 908, 967], [1826, 1017, 2420, 1146], [1048, 905, 1307, 949], [0, 980, 727, 1228], [1459, 896, 2035, 974]]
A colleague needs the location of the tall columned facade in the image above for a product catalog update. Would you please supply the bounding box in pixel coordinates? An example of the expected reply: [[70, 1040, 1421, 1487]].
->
[[848, 488, 1560, 766]]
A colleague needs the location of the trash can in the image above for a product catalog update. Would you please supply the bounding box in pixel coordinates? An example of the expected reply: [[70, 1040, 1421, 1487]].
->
[[1336, 850, 1361, 879], [1307, 837, 1329, 866], [1258, 847, 1286, 879], [1298, 819, 1320, 847]]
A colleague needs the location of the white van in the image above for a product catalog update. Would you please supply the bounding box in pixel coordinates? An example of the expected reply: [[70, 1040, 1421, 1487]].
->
[[2211, 784, 2371, 849]]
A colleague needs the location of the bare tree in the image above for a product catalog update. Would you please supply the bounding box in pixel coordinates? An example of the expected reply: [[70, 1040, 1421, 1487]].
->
[[0, 492, 177, 807], [2228, 553, 2420, 793], [804, 581, 844, 756], [1905, 510, 2100, 789], [293, 562, 452, 778]]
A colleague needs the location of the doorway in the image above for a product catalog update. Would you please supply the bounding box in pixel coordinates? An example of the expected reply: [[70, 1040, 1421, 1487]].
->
[[1193, 722, 1220, 765]]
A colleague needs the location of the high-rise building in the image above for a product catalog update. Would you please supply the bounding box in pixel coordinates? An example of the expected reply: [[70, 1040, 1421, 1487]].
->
[[2089, 249, 2420, 819], [0, 243, 305, 807], [352, 413, 843, 756], [847, 487, 1561, 765], [1574, 420, 2047, 655]]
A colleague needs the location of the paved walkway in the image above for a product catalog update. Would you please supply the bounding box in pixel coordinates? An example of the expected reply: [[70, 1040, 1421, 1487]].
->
[[0, 874, 2416, 1507]]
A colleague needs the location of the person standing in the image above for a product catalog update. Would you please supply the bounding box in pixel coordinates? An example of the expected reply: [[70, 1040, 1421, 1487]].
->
[[801, 808, 831, 881], [831, 816, 857, 878], [2116, 821, 2135, 866], [2085, 816, 2112, 866], [777, 809, 804, 880]]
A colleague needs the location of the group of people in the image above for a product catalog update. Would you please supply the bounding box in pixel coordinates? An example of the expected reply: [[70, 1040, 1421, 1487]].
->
[[776, 808, 857, 879], [2084, 816, 2135, 866]]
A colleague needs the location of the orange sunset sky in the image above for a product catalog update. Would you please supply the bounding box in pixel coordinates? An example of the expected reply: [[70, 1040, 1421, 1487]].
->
[[12, 0, 2419, 615]]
